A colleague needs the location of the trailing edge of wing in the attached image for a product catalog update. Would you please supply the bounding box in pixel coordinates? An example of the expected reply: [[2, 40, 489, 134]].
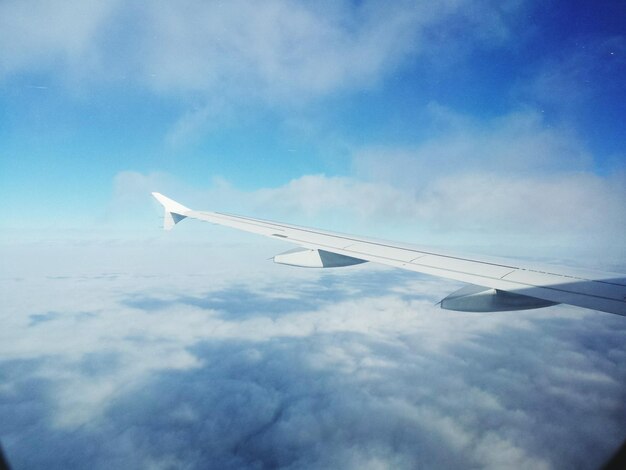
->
[[151, 193, 626, 316]]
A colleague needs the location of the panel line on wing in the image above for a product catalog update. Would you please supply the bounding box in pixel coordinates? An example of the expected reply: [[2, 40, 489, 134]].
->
[[278, 235, 626, 307], [204, 211, 626, 294], [208, 212, 523, 269]]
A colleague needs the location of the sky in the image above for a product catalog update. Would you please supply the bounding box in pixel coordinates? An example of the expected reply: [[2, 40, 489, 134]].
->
[[0, 0, 624, 254], [1, 1, 626, 469]]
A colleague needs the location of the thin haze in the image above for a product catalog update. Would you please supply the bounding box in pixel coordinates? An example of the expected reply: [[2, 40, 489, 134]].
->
[[0, 1, 625, 469]]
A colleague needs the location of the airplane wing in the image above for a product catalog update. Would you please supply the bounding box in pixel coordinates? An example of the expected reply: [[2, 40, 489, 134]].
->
[[152, 192, 626, 316]]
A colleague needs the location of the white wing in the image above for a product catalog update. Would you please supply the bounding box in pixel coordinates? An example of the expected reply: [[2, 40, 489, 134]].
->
[[152, 192, 626, 316]]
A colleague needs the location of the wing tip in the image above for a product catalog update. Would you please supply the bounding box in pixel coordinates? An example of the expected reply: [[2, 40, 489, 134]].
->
[[151, 192, 190, 230], [151, 192, 190, 214]]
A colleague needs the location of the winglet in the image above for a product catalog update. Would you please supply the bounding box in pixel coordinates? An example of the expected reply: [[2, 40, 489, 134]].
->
[[151, 192, 191, 230]]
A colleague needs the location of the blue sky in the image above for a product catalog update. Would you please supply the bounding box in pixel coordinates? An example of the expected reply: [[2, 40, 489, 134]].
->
[[0, 0, 624, 256], [1, 2, 626, 469]]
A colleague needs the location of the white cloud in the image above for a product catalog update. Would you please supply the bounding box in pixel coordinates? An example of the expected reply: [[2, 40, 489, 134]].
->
[[0, 1, 535, 141], [354, 107, 595, 183], [93, 101, 624, 265], [416, 171, 625, 232], [0, 1, 526, 99], [220, 108, 622, 255], [110, 144, 625, 261], [346, 107, 626, 252], [1, 259, 625, 469], [0, 0, 119, 79]]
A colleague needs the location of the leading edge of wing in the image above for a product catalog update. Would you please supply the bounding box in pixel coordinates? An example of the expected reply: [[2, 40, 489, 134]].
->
[[154, 193, 626, 316]]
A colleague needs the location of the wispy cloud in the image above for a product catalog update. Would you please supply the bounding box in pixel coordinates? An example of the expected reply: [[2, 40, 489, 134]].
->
[[0, 1, 527, 100], [0, 0, 119, 79], [354, 107, 595, 182], [0, 0, 534, 144], [523, 35, 626, 114]]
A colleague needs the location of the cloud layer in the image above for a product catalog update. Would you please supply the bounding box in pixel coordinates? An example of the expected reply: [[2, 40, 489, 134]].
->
[[1, 244, 626, 469], [2, 4, 624, 466]]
